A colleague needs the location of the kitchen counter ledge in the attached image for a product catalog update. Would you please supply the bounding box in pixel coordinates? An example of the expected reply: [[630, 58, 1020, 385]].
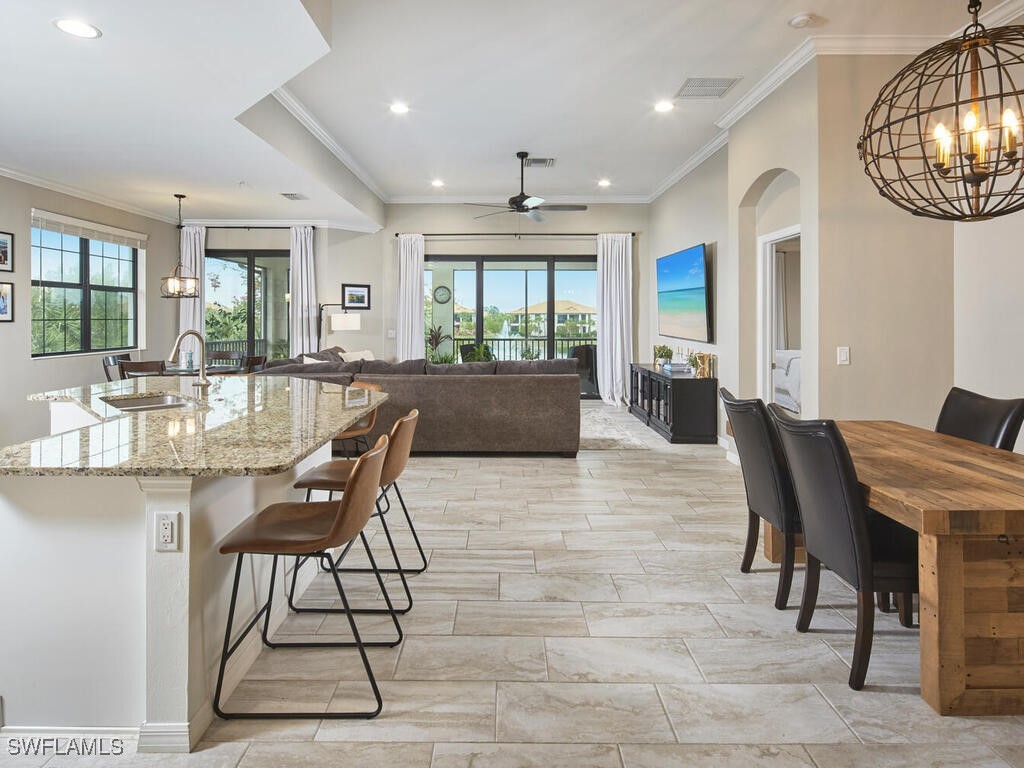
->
[[0, 375, 384, 477]]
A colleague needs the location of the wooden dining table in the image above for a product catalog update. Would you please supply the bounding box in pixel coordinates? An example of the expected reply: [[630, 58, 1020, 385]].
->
[[839, 419, 1024, 716]]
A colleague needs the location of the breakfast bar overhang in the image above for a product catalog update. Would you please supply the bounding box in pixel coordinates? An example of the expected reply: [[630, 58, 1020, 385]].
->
[[0, 375, 385, 752]]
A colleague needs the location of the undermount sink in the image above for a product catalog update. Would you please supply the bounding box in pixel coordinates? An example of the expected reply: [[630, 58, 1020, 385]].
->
[[100, 394, 191, 412]]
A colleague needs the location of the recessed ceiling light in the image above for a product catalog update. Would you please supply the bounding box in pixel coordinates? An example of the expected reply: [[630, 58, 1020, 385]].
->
[[654, 100, 675, 113], [431, 179, 445, 188], [787, 12, 819, 29], [54, 18, 102, 38], [597, 178, 611, 188], [390, 101, 410, 114]]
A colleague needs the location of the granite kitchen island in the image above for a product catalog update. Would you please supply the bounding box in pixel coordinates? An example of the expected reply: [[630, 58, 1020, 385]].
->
[[0, 375, 386, 752]]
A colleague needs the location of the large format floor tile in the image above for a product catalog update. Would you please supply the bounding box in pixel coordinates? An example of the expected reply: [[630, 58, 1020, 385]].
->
[[165, 403, 1024, 767]]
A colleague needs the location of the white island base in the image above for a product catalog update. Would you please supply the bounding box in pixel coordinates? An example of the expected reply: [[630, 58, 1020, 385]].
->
[[0, 376, 385, 752]]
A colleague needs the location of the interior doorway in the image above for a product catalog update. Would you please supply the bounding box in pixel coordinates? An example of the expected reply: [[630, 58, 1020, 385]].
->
[[757, 227, 801, 414]]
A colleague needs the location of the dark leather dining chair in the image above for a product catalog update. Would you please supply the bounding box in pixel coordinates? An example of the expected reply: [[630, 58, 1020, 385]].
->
[[935, 386, 1024, 451], [720, 388, 800, 609], [242, 355, 267, 373], [209, 350, 245, 365], [102, 353, 131, 381], [119, 360, 166, 378], [768, 404, 918, 690]]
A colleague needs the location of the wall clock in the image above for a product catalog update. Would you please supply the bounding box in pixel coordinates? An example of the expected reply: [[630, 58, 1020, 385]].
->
[[433, 285, 452, 304]]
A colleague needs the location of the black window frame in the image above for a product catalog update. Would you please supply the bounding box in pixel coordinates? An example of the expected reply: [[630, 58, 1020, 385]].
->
[[204, 249, 289, 357], [30, 227, 139, 358]]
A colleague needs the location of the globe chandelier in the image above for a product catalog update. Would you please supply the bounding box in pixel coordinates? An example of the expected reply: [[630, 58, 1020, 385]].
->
[[859, 1, 1024, 221]]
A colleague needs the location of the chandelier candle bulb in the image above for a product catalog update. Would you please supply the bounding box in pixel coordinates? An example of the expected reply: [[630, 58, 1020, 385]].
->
[[1004, 109, 1019, 155]]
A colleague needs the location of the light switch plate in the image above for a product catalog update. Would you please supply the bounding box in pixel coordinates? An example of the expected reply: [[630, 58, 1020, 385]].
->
[[836, 346, 851, 365]]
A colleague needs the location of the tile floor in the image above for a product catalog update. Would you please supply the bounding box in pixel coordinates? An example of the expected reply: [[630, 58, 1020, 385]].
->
[[13, 402, 1024, 767]]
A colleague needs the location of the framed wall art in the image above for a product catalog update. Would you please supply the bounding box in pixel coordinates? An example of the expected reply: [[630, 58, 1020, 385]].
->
[[0, 231, 13, 272], [0, 282, 13, 322], [342, 283, 371, 310]]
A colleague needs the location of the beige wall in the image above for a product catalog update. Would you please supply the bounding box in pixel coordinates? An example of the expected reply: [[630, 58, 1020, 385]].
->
[[954, 216, 1024, 451], [647, 148, 728, 364], [756, 172, 800, 238], [0, 175, 178, 445], [816, 55, 953, 426]]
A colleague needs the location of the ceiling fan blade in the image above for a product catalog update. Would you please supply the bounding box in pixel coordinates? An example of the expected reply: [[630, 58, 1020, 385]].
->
[[523, 196, 545, 208], [526, 210, 545, 222], [473, 210, 512, 220], [465, 203, 511, 209], [536, 204, 589, 212]]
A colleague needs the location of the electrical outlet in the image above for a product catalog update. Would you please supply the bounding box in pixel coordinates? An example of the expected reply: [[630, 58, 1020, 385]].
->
[[155, 511, 180, 552], [836, 346, 851, 366]]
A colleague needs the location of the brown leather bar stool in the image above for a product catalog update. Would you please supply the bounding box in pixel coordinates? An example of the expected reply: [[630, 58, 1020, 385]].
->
[[212, 435, 401, 720], [289, 410, 425, 616], [334, 381, 382, 458]]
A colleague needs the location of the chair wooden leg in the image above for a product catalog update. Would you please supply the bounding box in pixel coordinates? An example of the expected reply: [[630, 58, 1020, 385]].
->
[[775, 532, 796, 610], [850, 589, 876, 690], [876, 592, 893, 613], [740, 509, 759, 574], [795, 554, 821, 633], [896, 592, 915, 628]]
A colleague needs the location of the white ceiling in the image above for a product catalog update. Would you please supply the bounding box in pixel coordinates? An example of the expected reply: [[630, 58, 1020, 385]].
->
[[0, 0, 1013, 223]]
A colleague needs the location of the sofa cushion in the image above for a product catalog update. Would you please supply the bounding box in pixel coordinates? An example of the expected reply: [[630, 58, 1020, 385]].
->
[[425, 361, 497, 375], [361, 358, 427, 375], [495, 358, 578, 375], [265, 346, 345, 368], [264, 361, 363, 375]]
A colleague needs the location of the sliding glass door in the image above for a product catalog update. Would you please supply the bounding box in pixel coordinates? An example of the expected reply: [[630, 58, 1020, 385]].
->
[[424, 256, 598, 397], [205, 250, 290, 359]]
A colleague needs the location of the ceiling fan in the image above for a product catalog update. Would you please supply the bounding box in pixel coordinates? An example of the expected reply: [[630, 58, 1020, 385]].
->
[[469, 151, 588, 222]]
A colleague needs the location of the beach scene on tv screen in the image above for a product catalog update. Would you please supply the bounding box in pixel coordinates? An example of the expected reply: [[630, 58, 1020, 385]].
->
[[658, 245, 709, 342]]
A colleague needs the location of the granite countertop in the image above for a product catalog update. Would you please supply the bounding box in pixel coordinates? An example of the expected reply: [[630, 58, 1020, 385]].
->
[[0, 375, 386, 477]]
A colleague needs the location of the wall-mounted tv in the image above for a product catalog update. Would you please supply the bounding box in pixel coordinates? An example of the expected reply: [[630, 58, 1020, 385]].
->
[[657, 243, 714, 343]]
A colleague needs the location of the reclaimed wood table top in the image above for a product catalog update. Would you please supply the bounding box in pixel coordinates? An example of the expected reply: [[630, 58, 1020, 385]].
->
[[838, 420, 1024, 536]]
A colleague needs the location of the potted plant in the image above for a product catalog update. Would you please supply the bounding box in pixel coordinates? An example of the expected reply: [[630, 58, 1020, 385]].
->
[[653, 344, 673, 367], [426, 324, 453, 363]]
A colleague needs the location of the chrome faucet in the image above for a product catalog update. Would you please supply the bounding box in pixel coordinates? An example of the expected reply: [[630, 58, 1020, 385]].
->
[[168, 329, 210, 388]]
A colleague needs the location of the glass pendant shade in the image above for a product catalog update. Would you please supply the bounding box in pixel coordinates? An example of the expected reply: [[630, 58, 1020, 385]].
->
[[859, 1, 1024, 221], [160, 263, 200, 299]]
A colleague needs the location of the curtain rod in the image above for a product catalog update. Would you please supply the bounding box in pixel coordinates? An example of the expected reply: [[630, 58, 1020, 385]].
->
[[205, 226, 315, 230], [395, 232, 635, 238]]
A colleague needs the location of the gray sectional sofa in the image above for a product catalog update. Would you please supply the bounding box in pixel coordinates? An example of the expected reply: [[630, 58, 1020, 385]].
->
[[264, 353, 581, 456]]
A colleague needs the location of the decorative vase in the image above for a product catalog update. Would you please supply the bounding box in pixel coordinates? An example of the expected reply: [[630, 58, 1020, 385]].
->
[[693, 352, 713, 379], [654, 357, 670, 368]]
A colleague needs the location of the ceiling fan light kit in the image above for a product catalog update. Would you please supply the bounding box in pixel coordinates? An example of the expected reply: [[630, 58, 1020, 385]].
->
[[469, 151, 589, 221], [859, 0, 1024, 221]]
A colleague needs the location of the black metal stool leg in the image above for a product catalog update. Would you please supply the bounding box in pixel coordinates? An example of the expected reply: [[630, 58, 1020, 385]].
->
[[336, 483, 427, 576], [349, 499, 413, 615]]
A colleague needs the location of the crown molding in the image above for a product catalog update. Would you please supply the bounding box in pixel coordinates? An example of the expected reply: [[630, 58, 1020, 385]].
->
[[649, 130, 729, 201], [185, 218, 382, 234], [0, 165, 176, 224], [980, 0, 1024, 27], [271, 87, 388, 202]]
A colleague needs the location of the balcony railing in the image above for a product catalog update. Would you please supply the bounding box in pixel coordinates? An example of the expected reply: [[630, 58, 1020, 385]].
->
[[437, 336, 596, 362], [206, 339, 268, 356]]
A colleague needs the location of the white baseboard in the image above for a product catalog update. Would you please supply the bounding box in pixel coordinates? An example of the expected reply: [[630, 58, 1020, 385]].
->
[[0, 725, 138, 737], [138, 722, 191, 753], [718, 436, 740, 466]]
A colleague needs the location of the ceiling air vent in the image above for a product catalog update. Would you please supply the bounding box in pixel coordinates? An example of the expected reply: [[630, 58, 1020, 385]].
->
[[280, 192, 309, 201], [675, 77, 741, 99], [524, 157, 555, 168]]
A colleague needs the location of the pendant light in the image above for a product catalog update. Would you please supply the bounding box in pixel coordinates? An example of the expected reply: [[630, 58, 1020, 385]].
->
[[160, 193, 200, 298], [859, 0, 1024, 221]]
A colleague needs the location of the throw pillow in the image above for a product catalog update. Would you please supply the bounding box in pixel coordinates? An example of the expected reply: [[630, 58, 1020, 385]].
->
[[341, 350, 376, 362]]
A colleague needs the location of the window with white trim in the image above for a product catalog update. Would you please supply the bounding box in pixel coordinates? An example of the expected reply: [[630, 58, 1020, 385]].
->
[[30, 211, 146, 357]]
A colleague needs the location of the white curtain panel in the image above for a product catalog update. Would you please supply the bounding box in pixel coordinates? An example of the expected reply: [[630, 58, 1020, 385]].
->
[[290, 226, 318, 357], [177, 225, 206, 361], [396, 233, 425, 361], [775, 253, 789, 350], [596, 233, 634, 406]]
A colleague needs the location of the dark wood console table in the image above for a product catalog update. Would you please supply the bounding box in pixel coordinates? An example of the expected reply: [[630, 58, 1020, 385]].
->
[[628, 363, 718, 444]]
